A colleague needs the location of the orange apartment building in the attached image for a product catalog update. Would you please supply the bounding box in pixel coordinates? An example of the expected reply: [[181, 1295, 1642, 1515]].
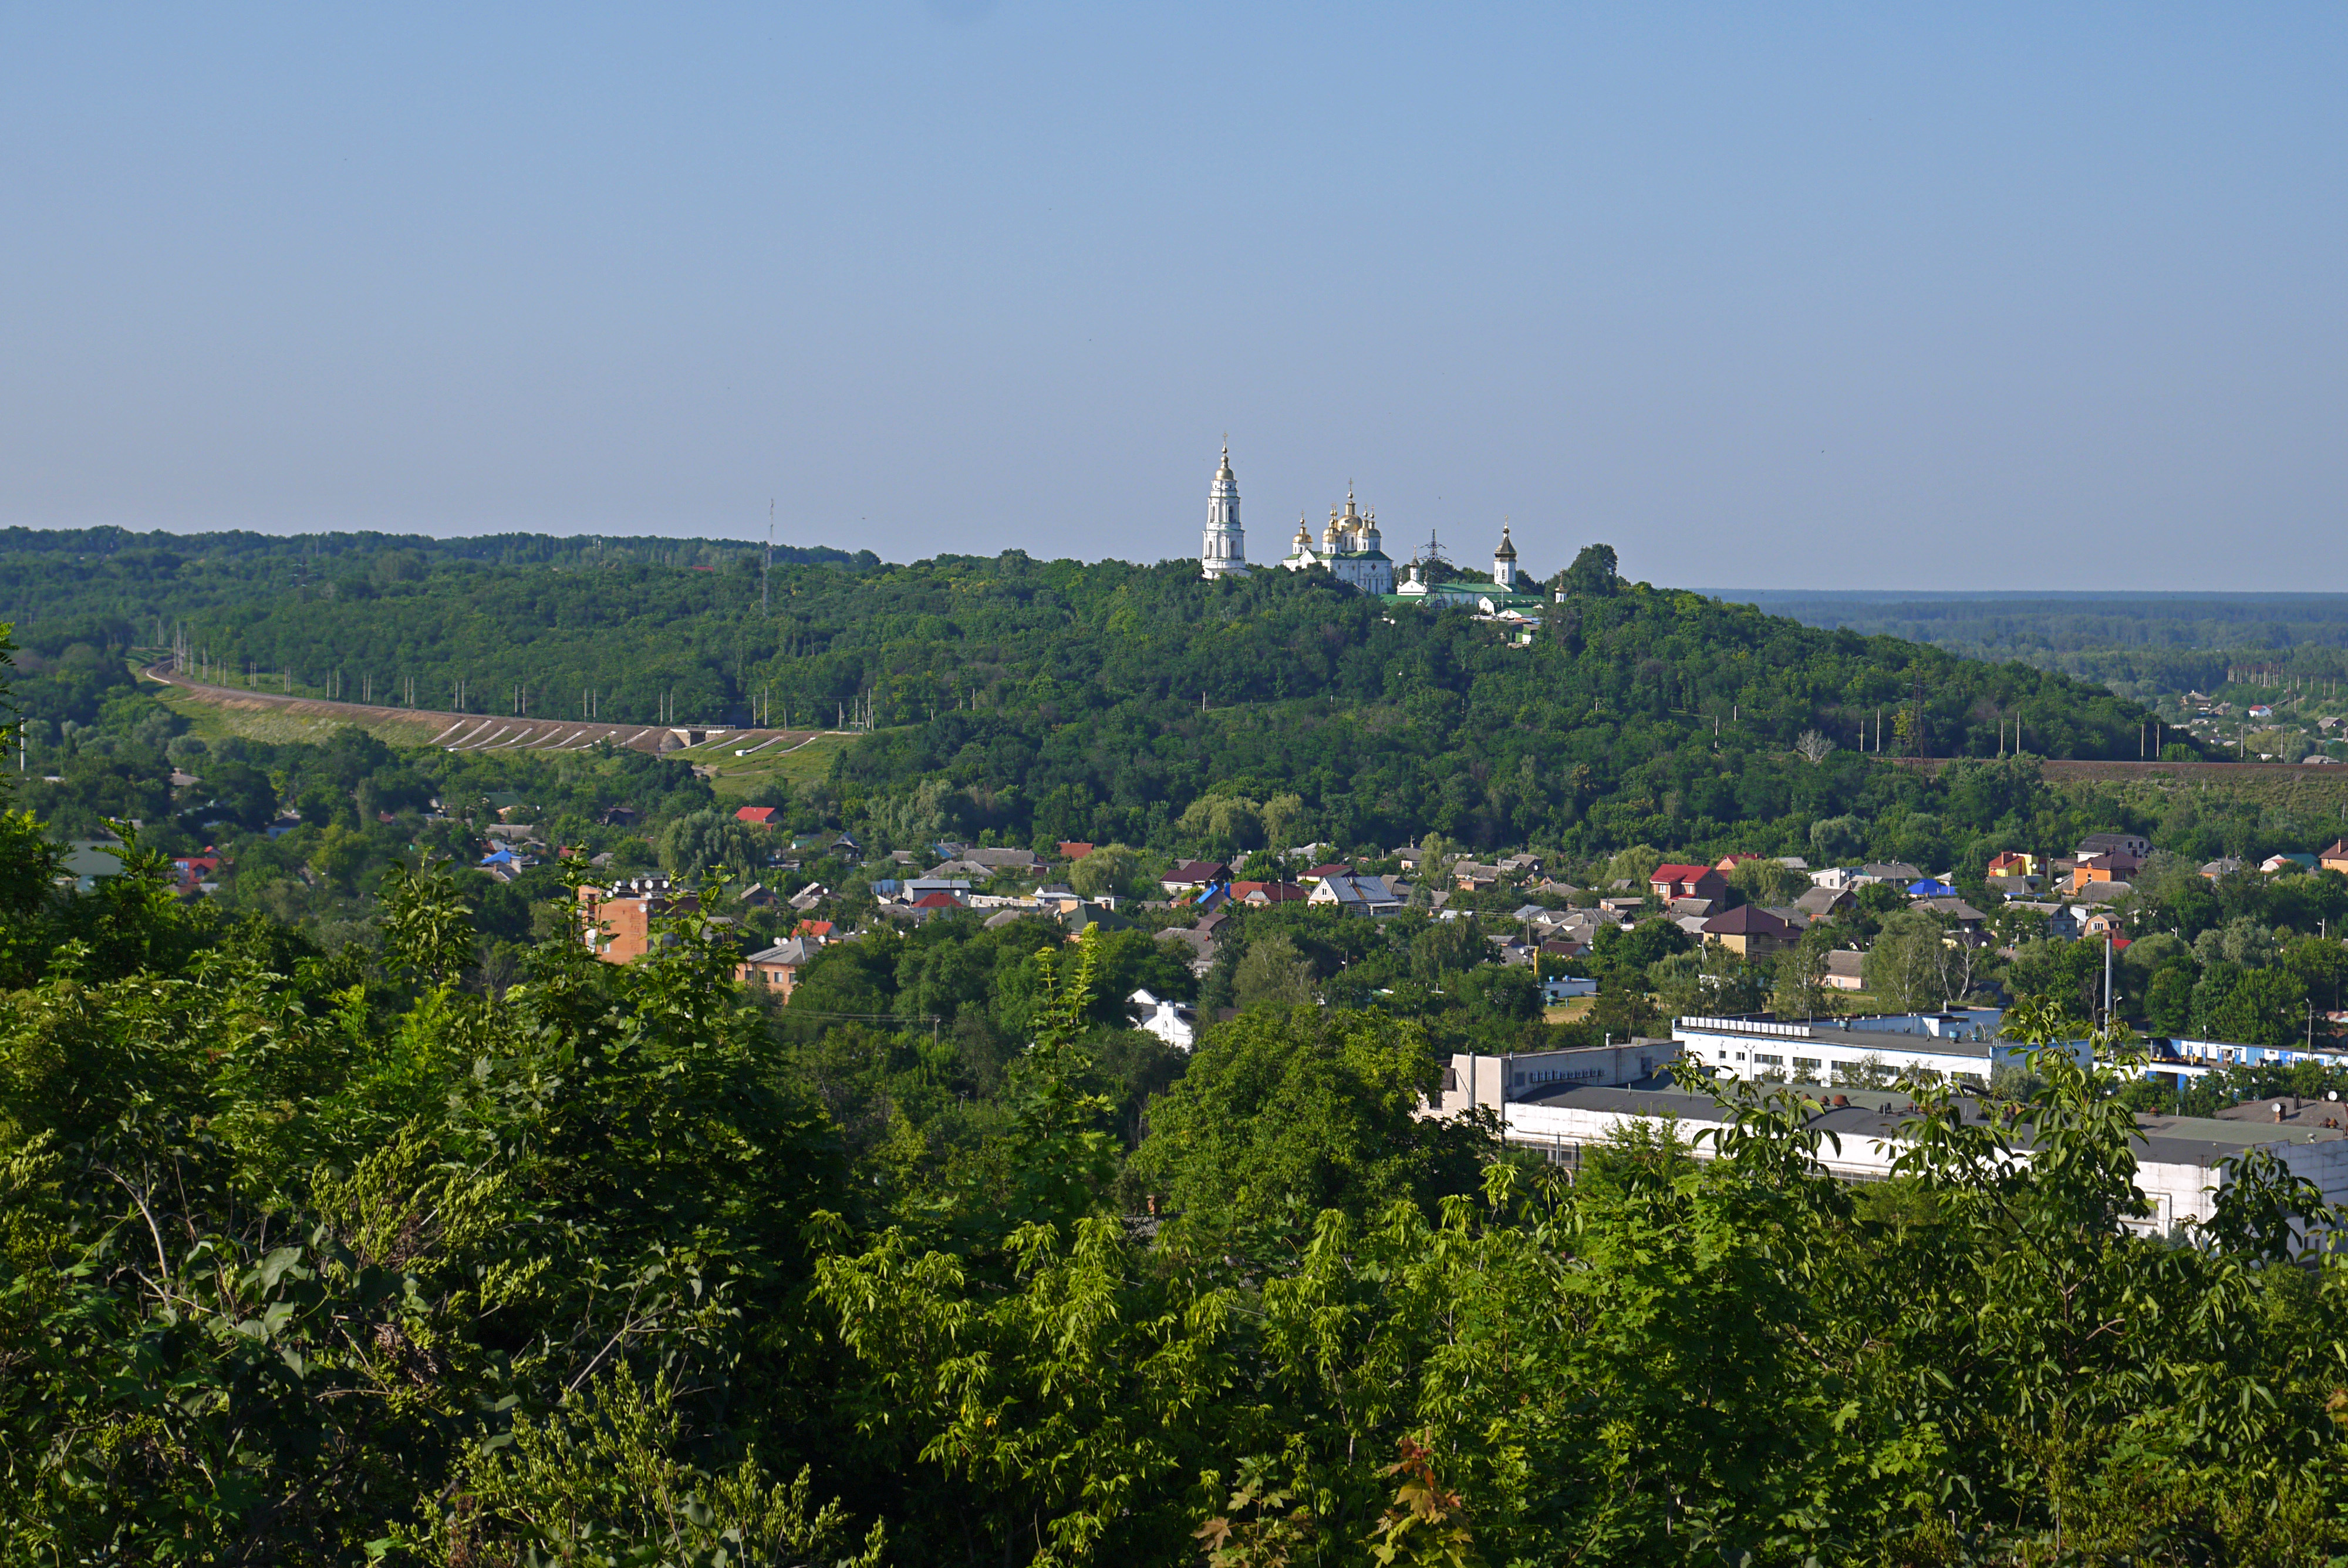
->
[[576, 877, 697, 964]]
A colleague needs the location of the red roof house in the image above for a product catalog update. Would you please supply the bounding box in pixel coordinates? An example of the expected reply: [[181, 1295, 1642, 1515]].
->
[[1058, 841, 1096, 860], [1650, 863, 1729, 901], [735, 806, 780, 827]]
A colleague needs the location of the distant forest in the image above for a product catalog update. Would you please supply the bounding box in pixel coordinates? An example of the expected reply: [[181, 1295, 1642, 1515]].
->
[[0, 528, 2186, 859], [1733, 590, 2348, 698]]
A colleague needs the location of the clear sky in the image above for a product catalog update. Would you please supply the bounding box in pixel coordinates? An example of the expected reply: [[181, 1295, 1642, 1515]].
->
[[3, 4, 2342, 588]]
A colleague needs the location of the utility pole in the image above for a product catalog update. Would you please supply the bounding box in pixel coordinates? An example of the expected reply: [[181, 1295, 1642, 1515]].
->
[[2103, 934, 2114, 1028], [764, 501, 772, 616]]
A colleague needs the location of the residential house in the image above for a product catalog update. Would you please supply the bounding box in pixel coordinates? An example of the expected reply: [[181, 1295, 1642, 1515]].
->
[[60, 841, 125, 894], [1649, 863, 1729, 903], [1231, 880, 1309, 907], [1060, 901, 1131, 937], [1809, 866, 1864, 891], [1453, 861, 1502, 893], [1057, 841, 1096, 861], [908, 890, 964, 913], [792, 919, 835, 944], [1159, 911, 1228, 974], [787, 883, 828, 912], [1906, 878, 1958, 898], [1701, 903, 1798, 957], [1542, 976, 1598, 1003], [170, 853, 224, 895], [1823, 950, 1867, 992], [2073, 880, 2133, 907], [1131, 989, 1198, 1051], [1794, 884, 1854, 921], [2080, 910, 2125, 939], [787, 830, 861, 864], [2322, 840, 2348, 875], [1715, 853, 1770, 875], [1985, 876, 2041, 897], [2200, 858, 2246, 880], [1303, 862, 1352, 884], [578, 878, 696, 964], [737, 937, 815, 997], [1308, 872, 1403, 917], [1913, 895, 1990, 940], [1497, 853, 1544, 878], [964, 846, 1041, 873], [477, 847, 528, 883], [734, 806, 781, 828], [1161, 860, 1233, 895], [1986, 851, 2040, 878], [1857, 862, 1925, 886], [900, 878, 973, 903], [2078, 832, 2153, 859], [2070, 853, 2144, 893], [2262, 853, 2318, 875]]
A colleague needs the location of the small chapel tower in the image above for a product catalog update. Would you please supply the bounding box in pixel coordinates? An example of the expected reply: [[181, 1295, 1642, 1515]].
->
[[1491, 524, 1519, 590], [1200, 443, 1250, 579]]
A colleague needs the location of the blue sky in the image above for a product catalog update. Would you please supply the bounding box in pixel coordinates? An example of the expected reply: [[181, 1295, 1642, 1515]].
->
[[2, 4, 2342, 587]]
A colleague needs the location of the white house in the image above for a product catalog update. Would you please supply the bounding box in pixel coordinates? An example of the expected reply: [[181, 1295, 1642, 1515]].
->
[[1131, 989, 1197, 1051]]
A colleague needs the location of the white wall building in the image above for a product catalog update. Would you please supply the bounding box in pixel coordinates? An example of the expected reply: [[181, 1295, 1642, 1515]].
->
[[1200, 444, 1250, 579], [1670, 1011, 2084, 1087], [1281, 488, 1395, 595], [1482, 1083, 2348, 1236], [1131, 988, 1197, 1051]]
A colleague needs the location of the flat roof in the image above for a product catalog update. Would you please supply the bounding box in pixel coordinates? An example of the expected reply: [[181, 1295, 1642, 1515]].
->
[[1510, 1082, 2347, 1166]]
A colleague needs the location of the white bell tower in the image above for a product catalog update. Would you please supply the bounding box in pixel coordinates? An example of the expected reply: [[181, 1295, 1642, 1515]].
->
[[1201, 442, 1250, 578]]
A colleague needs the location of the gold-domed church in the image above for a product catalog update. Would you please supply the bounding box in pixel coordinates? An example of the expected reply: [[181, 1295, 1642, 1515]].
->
[[1278, 486, 1395, 595]]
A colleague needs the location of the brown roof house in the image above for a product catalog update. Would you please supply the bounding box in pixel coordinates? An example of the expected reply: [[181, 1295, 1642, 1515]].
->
[[1161, 860, 1232, 895], [1701, 903, 1798, 957], [1650, 863, 1729, 903]]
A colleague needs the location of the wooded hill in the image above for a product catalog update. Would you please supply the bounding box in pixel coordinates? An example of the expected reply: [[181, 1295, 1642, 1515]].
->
[[3, 528, 2177, 854]]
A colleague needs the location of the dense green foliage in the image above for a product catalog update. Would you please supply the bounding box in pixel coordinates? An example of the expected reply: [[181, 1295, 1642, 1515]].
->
[[5, 621, 2348, 1562], [10, 820, 2348, 1562], [1745, 589, 2348, 703], [2, 528, 2178, 864]]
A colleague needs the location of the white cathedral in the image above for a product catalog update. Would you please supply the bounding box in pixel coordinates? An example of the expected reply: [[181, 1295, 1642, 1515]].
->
[[1197, 448, 1394, 595]]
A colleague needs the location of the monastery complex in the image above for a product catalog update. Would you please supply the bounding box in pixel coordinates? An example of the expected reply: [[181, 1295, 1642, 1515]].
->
[[1197, 444, 1551, 633]]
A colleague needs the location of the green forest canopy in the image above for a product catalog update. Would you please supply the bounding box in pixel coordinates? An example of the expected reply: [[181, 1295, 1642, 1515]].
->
[[3, 528, 2180, 856]]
